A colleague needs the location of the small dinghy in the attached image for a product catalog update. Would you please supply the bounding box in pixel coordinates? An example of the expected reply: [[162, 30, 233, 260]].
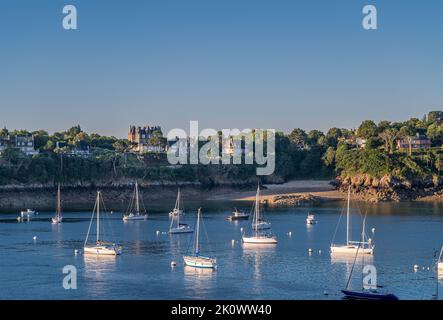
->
[[306, 213, 316, 225], [20, 209, 37, 217]]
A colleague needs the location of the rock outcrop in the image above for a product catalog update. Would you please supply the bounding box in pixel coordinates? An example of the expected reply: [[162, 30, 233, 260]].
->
[[335, 174, 443, 202]]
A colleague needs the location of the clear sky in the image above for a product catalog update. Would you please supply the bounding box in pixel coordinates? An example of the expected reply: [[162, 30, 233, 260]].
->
[[1, 0, 442, 137]]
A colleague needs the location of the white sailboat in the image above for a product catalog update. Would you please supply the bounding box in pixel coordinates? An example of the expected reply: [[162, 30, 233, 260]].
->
[[183, 208, 217, 269], [169, 188, 184, 217], [51, 184, 63, 224], [169, 204, 194, 234], [330, 186, 374, 255], [242, 184, 277, 244], [123, 181, 148, 221], [84, 191, 122, 255], [438, 246, 443, 272]]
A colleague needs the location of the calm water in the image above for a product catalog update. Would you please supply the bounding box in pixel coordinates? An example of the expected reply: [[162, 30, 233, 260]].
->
[[1, 201, 443, 300]]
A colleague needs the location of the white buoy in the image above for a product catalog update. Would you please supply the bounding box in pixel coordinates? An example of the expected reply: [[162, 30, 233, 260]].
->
[[74, 249, 79, 255], [231, 239, 235, 245], [288, 231, 292, 237], [33, 236, 37, 241], [323, 290, 328, 296], [171, 261, 177, 267], [371, 227, 375, 234], [240, 227, 243, 232], [162, 232, 167, 235], [414, 264, 419, 272], [318, 250, 322, 255], [156, 230, 160, 235]]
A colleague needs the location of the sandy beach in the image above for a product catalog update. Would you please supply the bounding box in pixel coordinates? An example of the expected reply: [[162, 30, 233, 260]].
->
[[207, 180, 345, 202]]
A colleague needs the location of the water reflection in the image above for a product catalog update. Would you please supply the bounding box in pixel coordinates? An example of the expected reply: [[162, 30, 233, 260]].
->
[[242, 243, 276, 281], [330, 253, 374, 265], [331, 253, 374, 291], [183, 265, 216, 299]]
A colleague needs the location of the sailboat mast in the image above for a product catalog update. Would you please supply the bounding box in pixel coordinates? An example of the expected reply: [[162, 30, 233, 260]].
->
[[253, 184, 260, 232], [362, 215, 366, 247], [346, 185, 350, 245], [176, 189, 181, 225], [177, 188, 180, 210], [195, 208, 200, 254], [135, 181, 140, 214], [57, 183, 61, 217], [97, 192, 100, 243]]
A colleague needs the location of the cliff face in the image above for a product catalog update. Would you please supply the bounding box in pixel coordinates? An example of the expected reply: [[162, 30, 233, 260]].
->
[[335, 174, 442, 202]]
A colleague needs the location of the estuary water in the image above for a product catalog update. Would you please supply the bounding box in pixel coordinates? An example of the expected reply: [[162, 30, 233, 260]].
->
[[0, 201, 443, 300]]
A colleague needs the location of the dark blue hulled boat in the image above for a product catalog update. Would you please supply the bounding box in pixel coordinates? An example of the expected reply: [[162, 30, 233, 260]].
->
[[340, 220, 399, 301], [342, 289, 399, 300]]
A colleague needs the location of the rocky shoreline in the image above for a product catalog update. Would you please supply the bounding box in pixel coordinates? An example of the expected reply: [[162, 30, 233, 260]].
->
[[2, 176, 443, 211], [335, 174, 443, 203], [0, 183, 254, 212]]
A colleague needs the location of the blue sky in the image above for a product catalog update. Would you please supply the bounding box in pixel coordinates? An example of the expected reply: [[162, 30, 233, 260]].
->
[[0, 0, 442, 137]]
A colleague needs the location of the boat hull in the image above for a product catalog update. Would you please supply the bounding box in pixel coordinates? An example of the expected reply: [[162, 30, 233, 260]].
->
[[123, 214, 148, 221], [51, 217, 63, 224], [342, 289, 398, 300], [252, 223, 271, 230], [183, 255, 216, 269], [330, 245, 374, 255], [84, 245, 122, 255], [438, 262, 443, 270], [242, 236, 277, 244], [169, 227, 194, 234], [228, 214, 249, 221]]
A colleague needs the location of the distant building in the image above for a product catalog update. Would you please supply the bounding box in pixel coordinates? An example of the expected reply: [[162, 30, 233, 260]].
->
[[15, 135, 38, 156], [355, 138, 367, 149], [128, 125, 165, 153], [55, 141, 68, 149], [0, 136, 10, 154], [397, 133, 431, 150], [71, 140, 91, 156]]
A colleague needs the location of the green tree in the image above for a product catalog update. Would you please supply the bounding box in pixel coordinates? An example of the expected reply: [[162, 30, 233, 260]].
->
[[427, 123, 443, 146], [307, 130, 324, 146], [379, 128, 398, 154], [322, 147, 336, 167], [427, 111, 443, 124], [357, 120, 378, 139], [325, 127, 342, 147], [288, 128, 308, 148]]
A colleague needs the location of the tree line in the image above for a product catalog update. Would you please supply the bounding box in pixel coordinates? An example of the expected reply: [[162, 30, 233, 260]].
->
[[1, 111, 443, 186]]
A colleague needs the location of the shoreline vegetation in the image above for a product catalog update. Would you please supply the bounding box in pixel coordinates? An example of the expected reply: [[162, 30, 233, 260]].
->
[[3, 111, 443, 208]]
